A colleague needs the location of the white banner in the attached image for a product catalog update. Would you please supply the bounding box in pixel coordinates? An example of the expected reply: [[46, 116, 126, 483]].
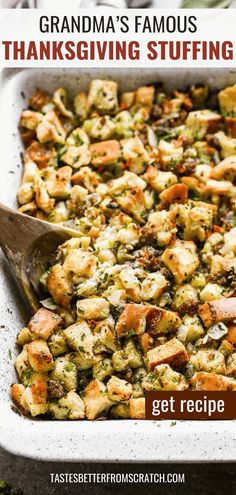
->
[[0, 9, 236, 67]]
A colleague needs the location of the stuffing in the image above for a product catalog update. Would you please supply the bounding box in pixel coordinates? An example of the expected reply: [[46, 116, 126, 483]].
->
[[12, 79, 236, 420]]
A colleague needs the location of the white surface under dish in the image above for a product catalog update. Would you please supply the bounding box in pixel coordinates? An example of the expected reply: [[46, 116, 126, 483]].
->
[[1, 67, 236, 462]]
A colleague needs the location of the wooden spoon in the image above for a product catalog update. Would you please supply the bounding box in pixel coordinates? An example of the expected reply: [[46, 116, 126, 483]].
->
[[0, 202, 80, 312]]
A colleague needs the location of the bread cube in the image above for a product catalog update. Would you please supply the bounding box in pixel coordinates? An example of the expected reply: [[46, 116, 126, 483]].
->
[[218, 84, 236, 116], [27, 340, 54, 372], [159, 183, 188, 207], [15, 345, 30, 381], [158, 139, 183, 167], [77, 297, 109, 320], [162, 240, 199, 284], [146, 338, 189, 371], [83, 379, 113, 420], [190, 349, 226, 374], [191, 371, 236, 391], [186, 110, 221, 139], [51, 356, 77, 391], [116, 303, 181, 338], [63, 321, 94, 358], [129, 398, 145, 419], [63, 248, 97, 283], [88, 79, 118, 114], [143, 363, 188, 391], [199, 297, 236, 328], [59, 391, 85, 420], [144, 166, 177, 193], [145, 210, 176, 246], [121, 137, 150, 174], [47, 264, 73, 309], [90, 140, 120, 167], [107, 376, 132, 402], [28, 308, 62, 340]]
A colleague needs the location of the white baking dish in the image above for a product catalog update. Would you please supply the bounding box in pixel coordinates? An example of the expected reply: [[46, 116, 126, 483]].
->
[[1, 67, 236, 462]]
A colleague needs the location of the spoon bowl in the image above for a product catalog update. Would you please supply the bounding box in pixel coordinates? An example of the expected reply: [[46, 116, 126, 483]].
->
[[0, 202, 80, 312]]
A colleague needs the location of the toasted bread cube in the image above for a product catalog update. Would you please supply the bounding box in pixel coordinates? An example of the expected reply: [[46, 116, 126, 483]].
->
[[49, 402, 69, 420], [129, 397, 145, 419], [15, 345, 30, 381], [140, 272, 168, 301], [159, 183, 188, 207], [59, 391, 85, 420], [112, 350, 129, 372], [107, 376, 132, 402], [37, 110, 66, 144], [121, 137, 150, 174], [77, 297, 109, 320], [186, 110, 221, 138], [199, 298, 236, 328], [190, 350, 226, 374], [61, 143, 91, 169], [109, 171, 146, 195], [115, 187, 147, 223], [90, 140, 120, 167], [144, 166, 177, 193], [218, 84, 236, 116], [20, 110, 42, 130], [22, 377, 48, 417], [211, 156, 236, 180], [145, 210, 176, 246], [172, 284, 199, 314], [63, 248, 97, 282], [88, 79, 118, 114], [200, 283, 223, 302], [116, 303, 180, 338], [158, 139, 183, 168], [176, 201, 216, 242], [11, 384, 27, 414], [34, 176, 55, 213], [146, 338, 188, 371], [70, 352, 98, 371], [205, 179, 234, 197], [135, 86, 155, 106], [143, 363, 188, 391], [27, 340, 54, 372], [162, 240, 199, 284], [28, 308, 62, 340], [83, 379, 113, 420], [191, 371, 236, 391], [17, 182, 34, 205], [63, 321, 94, 359], [226, 353, 236, 376], [51, 356, 77, 391], [47, 264, 73, 309], [45, 166, 72, 199]]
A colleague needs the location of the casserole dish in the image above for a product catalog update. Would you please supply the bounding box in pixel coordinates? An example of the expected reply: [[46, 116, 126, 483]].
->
[[0, 67, 236, 462]]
